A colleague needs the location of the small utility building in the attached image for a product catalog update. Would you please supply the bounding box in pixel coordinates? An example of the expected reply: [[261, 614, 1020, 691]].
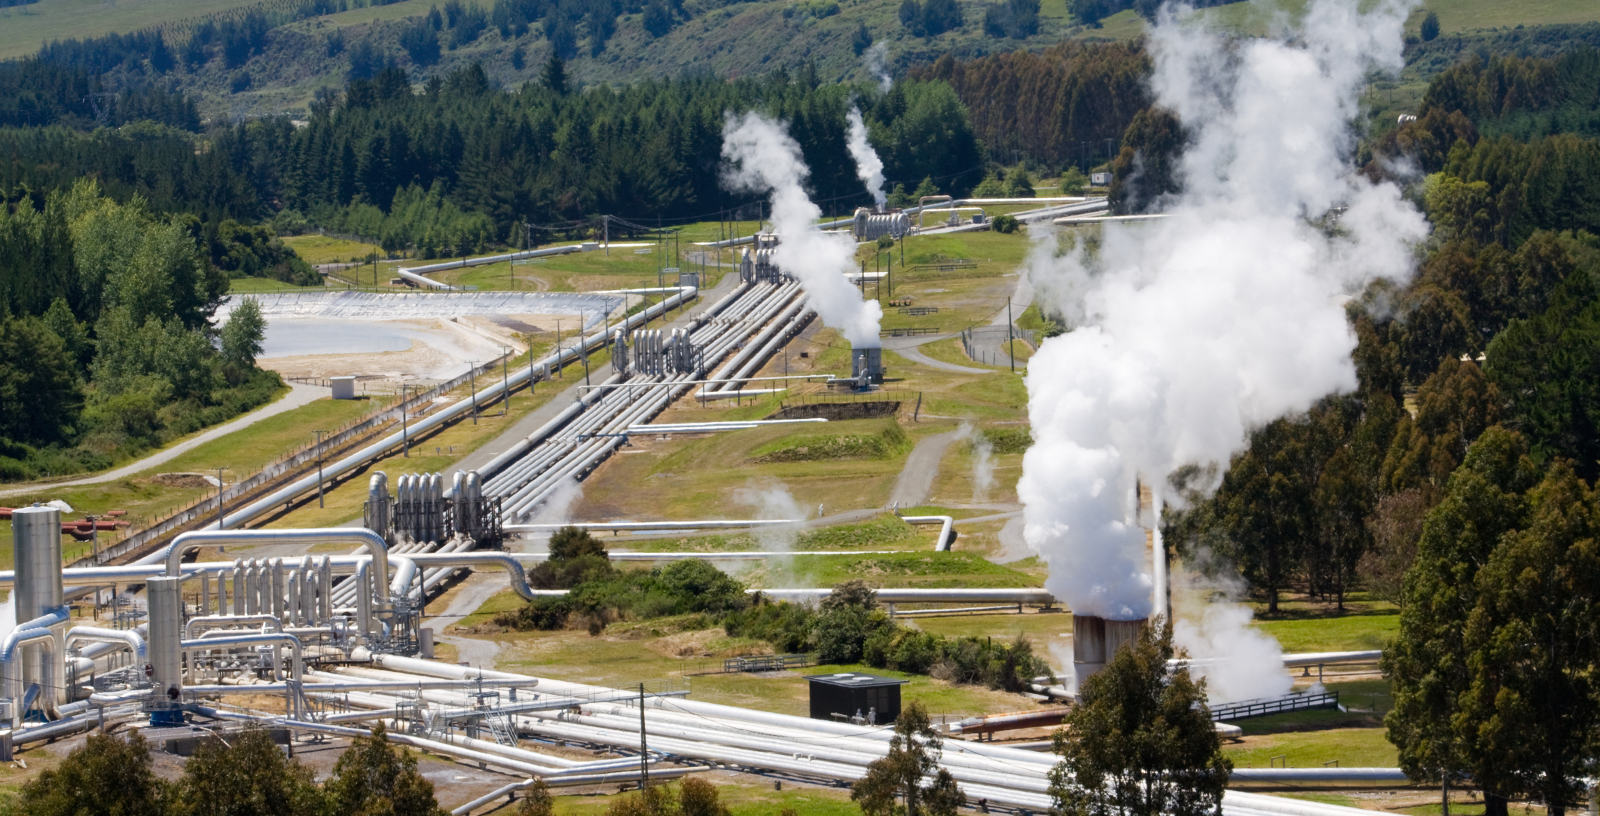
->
[[805, 672, 906, 724]]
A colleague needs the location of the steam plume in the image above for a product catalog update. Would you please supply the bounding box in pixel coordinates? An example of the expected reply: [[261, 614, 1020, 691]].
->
[[1018, 0, 1426, 625], [864, 42, 892, 92], [956, 422, 996, 501], [526, 476, 584, 544], [846, 106, 887, 209], [722, 111, 884, 347], [1171, 558, 1293, 702]]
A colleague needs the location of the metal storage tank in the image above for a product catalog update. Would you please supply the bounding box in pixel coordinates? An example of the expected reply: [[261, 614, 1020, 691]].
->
[[146, 576, 185, 726], [11, 506, 66, 719]]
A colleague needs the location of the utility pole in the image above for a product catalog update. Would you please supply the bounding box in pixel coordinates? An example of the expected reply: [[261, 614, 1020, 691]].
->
[[639, 683, 649, 787], [86, 513, 100, 565], [215, 467, 230, 529], [401, 383, 410, 457], [314, 430, 329, 507], [554, 320, 562, 378], [469, 362, 478, 424], [501, 350, 510, 415], [1007, 297, 1015, 373]]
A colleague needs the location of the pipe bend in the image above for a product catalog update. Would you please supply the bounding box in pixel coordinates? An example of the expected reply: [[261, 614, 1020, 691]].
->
[[164, 529, 391, 607], [65, 626, 147, 660]]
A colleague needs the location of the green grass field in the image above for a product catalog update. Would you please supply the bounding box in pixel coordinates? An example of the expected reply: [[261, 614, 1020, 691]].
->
[[0, 395, 378, 567], [1252, 595, 1401, 652], [281, 234, 385, 265], [0, 0, 256, 60]]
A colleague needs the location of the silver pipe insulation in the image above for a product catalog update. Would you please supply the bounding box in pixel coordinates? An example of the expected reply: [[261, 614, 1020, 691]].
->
[[173, 286, 694, 530], [901, 515, 956, 551], [63, 627, 147, 661], [506, 519, 803, 533], [157, 529, 391, 610], [0, 607, 69, 726]]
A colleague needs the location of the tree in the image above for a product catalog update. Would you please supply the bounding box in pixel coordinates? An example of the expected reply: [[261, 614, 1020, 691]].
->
[[221, 297, 267, 374], [851, 701, 965, 816], [1458, 461, 1600, 816], [324, 724, 447, 816], [642, 1, 674, 37], [1420, 10, 1440, 41], [1357, 487, 1436, 604], [540, 55, 568, 96], [677, 777, 730, 816], [1049, 624, 1229, 816], [514, 779, 553, 816], [1384, 427, 1537, 816], [0, 316, 82, 445], [17, 732, 168, 816], [1109, 108, 1182, 214], [813, 579, 892, 663], [173, 726, 324, 816]]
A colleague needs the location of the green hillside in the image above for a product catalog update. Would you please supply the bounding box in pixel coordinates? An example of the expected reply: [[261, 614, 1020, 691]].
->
[[6, 0, 1597, 119]]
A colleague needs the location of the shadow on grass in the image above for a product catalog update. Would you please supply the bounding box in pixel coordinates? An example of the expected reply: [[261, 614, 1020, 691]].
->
[[1234, 707, 1385, 735]]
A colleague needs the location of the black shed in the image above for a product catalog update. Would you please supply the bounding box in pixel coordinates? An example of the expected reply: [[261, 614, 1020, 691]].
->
[[805, 672, 907, 723]]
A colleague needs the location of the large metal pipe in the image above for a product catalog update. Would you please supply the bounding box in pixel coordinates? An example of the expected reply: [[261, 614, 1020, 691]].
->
[[11, 505, 66, 718], [901, 516, 955, 551], [162, 529, 391, 609], [184, 615, 283, 638], [506, 519, 803, 533], [146, 576, 184, 725], [64, 627, 147, 661], [134, 288, 696, 534], [0, 612, 67, 727]]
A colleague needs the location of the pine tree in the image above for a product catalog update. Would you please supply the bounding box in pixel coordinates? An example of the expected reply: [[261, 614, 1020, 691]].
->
[[1049, 624, 1229, 816]]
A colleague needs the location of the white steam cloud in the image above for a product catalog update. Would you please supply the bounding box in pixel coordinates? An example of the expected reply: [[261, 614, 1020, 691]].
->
[[1171, 556, 1293, 703], [527, 477, 584, 537], [734, 479, 807, 552], [1018, 0, 1426, 625], [955, 422, 996, 502], [721, 111, 884, 347], [864, 42, 892, 93], [846, 106, 887, 210]]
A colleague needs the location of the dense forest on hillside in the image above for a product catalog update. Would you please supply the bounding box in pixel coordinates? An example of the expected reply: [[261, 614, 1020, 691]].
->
[[0, 181, 285, 480], [0, 60, 992, 253]]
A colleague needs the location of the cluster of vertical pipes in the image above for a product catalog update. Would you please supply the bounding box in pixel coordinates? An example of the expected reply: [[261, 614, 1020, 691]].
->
[[628, 328, 702, 376], [738, 235, 786, 285]]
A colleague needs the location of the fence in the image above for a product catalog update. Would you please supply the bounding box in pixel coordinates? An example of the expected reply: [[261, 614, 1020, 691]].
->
[[1209, 690, 1340, 722], [83, 353, 515, 566], [960, 325, 1035, 368], [720, 654, 814, 673], [886, 327, 941, 337]]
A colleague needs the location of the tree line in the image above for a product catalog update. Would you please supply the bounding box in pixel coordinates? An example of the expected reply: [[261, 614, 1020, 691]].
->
[[0, 181, 281, 480], [9, 726, 455, 816], [915, 41, 1149, 172], [1145, 44, 1600, 816]]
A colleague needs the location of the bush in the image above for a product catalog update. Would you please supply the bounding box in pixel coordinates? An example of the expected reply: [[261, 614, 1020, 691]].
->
[[990, 213, 1020, 233], [752, 424, 910, 463], [981, 427, 1031, 454]]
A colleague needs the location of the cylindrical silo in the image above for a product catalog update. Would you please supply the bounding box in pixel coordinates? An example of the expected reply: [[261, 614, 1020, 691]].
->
[[146, 576, 184, 726]]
